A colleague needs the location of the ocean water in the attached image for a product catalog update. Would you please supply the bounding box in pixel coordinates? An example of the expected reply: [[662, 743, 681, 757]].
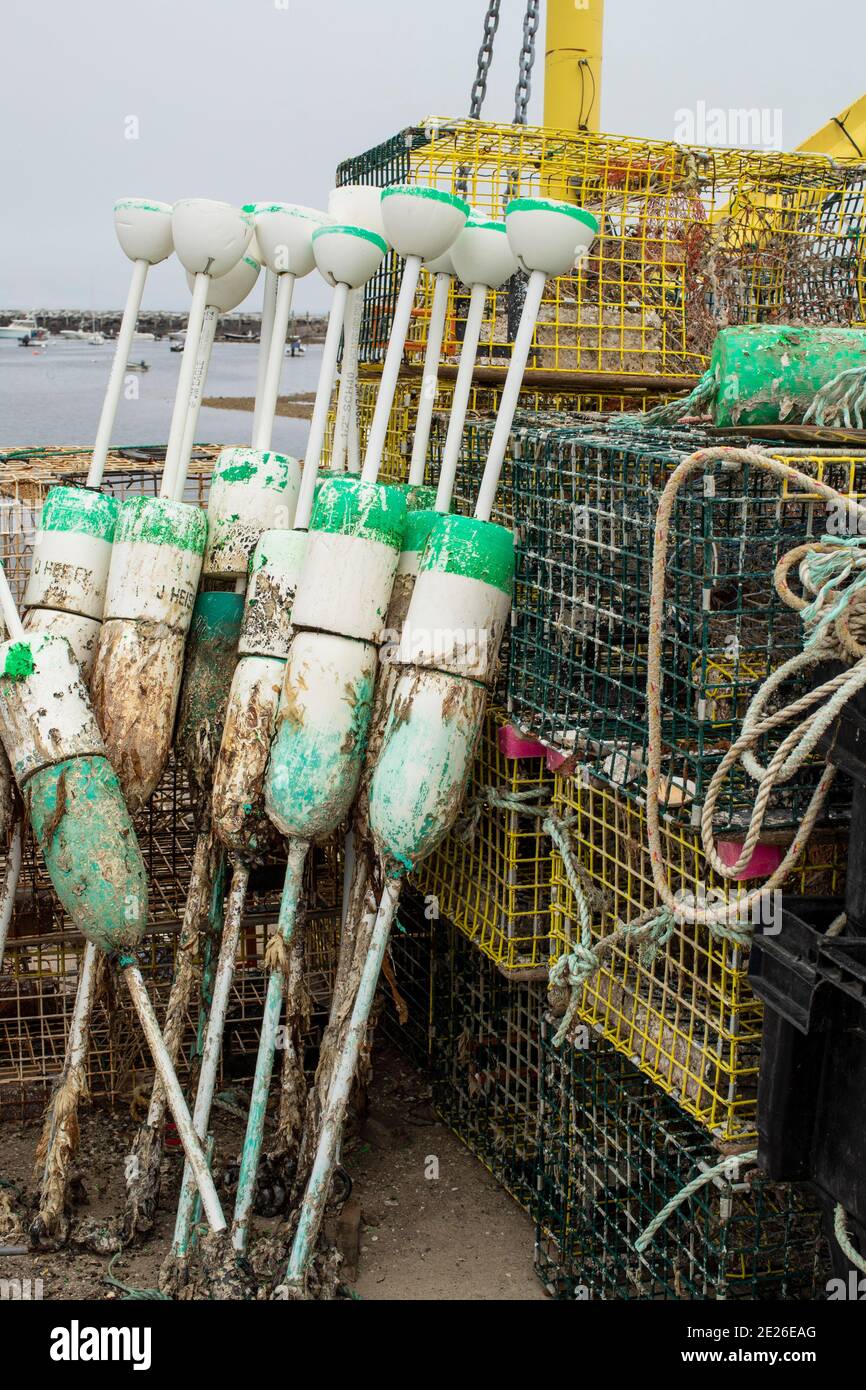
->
[[0, 336, 322, 456]]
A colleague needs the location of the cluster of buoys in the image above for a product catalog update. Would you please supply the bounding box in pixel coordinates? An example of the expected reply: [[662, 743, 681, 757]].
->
[[1, 182, 598, 1291]]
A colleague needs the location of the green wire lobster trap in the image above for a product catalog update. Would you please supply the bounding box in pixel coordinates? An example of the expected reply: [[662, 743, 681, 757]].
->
[[498, 420, 866, 831], [536, 1030, 829, 1301]]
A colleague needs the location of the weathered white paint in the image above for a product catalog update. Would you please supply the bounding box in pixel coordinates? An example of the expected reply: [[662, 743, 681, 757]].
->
[[22, 608, 102, 678], [239, 529, 307, 658], [204, 449, 301, 578], [103, 538, 202, 631], [90, 620, 187, 810], [264, 630, 377, 840], [398, 569, 510, 682], [23, 528, 113, 621], [211, 654, 285, 855], [290, 532, 398, 642], [0, 632, 104, 784], [368, 666, 487, 870]]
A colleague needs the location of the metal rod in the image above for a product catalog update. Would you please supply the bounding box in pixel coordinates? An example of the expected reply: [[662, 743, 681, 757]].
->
[[434, 282, 488, 512], [122, 962, 226, 1233], [360, 256, 423, 483], [252, 272, 297, 452], [293, 282, 350, 530], [408, 271, 452, 487], [252, 268, 279, 442], [161, 271, 211, 502], [88, 258, 149, 488], [0, 564, 25, 641], [0, 818, 23, 970], [172, 860, 249, 1258], [331, 288, 364, 474], [284, 877, 401, 1288], [230, 837, 309, 1252], [474, 268, 546, 522]]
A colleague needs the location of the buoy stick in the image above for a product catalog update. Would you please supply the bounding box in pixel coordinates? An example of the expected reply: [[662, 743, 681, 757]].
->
[[407, 270, 452, 487], [30, 939, 99, 1241], [122, 960, 226, 1233], [251, 269, 279, 443], [284, 878, 400, 1289], [179, 305, 219, 468], [359, 256, 422, 484], [87, 258, 149, 488], [293, 281, 350, 529], [433, 280, 487, 512], [171, 860, 249, 1260], [231, 837, 308, 1253], [161, 271, 212, 501], [474, 268, 545, 522], [252, 272, 297, 451], [331, 287, 364, 473]]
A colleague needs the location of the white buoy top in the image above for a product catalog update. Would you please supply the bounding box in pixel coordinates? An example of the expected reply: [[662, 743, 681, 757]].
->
[[379, 185, 469, 263], [450, 216, 519, 290], [328, 184, 389, 245], [171, 199, 254, 278], [424, 246, 456, 276], [186, 243, 261, 312], [114, 198, 174, 265], [254, 203, 331, 279], [504, 197, 599, 278], [312, 224, 387, 290]]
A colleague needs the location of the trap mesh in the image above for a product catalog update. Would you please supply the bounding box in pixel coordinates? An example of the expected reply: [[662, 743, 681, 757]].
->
[[413, 708, 555, 976], [549, 771, 848, 1142], [536, 1030, 828, 1301], [338, 118, 866, 386]]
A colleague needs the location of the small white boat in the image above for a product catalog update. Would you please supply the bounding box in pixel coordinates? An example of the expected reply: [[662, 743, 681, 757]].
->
[[133, 330, 156, 342], [0, 314, 42, 340]]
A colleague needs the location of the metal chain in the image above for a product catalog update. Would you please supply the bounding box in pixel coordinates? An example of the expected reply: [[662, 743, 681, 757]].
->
[[469, 0, 502, 121], [513, 0, 540, 125]]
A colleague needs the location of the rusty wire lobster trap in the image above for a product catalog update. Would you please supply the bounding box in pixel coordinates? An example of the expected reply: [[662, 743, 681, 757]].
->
[[338, 118, 866, 389], [412, 707, 555, 976], [549, 770, 849, 1142], [536, 1030, 829, 1301]]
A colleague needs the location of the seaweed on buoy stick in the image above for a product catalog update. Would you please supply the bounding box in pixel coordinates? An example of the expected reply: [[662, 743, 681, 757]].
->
[[0, 563, 226, 1244], [296, 212, 518, 1194], [222, 187, 469, 1268], [281, 195, 599, 1298]]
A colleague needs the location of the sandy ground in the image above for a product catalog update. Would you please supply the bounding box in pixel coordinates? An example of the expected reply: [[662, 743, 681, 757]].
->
[[202, 393, 313, 419], [0, 1043, 544, 1303]]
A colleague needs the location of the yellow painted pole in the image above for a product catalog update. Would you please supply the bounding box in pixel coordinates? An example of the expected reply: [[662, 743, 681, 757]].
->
[[796, 94, 866, 159], [543, 0, 604, 135]]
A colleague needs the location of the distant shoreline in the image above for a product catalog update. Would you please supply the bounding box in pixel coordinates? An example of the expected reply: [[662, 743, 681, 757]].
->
[[202, 393, 315, 419]]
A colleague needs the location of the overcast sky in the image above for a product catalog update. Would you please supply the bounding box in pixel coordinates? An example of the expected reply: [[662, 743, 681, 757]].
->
[[2, 0, 864, 313]]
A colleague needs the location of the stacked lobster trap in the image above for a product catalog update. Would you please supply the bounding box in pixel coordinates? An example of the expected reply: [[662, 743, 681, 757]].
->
[[0, 448, 344, 1121], [338, 117, 866, 393], [536, 1032, 829, 1301]]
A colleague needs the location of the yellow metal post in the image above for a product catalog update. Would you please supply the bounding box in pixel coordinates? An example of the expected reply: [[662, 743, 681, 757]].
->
[[543, 0, 604, 135]]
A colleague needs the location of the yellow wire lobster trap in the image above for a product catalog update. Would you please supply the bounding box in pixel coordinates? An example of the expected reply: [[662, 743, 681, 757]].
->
[[548, 771, 848, 1142], [338, 117, 866, 388], [412, 708, 555, 976]]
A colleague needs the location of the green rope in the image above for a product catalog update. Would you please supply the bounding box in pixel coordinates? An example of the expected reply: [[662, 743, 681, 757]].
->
[[634, 1150, 758, 1254], [614, 367, 718, 431], [104, 1251, 172, 1300], [834, 1204, 866, 1275], [799, 535, 866, 648]]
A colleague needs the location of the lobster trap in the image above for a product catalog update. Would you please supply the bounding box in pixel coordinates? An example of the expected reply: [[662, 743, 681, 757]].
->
[[536, 1030, 829, 1301], [412, 708, 555, 976], [499, 419, 866, 831], [382, 888, 543, 1213], [549, 770, 849, 1142], [338, 118, 866, 389]]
